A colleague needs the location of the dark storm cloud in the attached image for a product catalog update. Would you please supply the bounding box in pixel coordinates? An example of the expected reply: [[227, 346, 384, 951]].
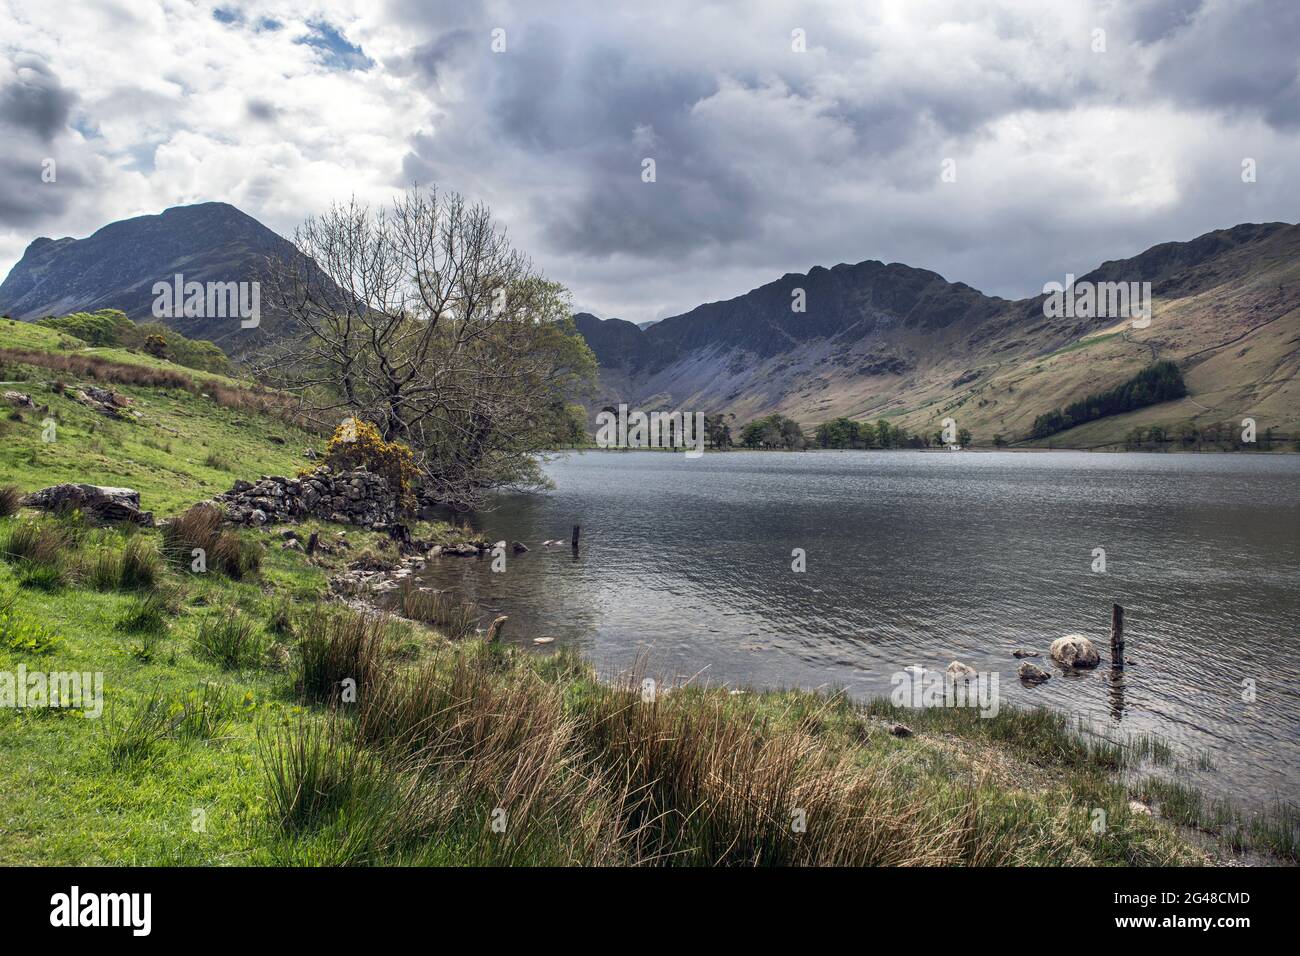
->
[[0, 55, 85, 230], [0, 55, 76, 142], [0, 153, 87, 229], [390, 29, 474, 84], [1128, 0, 1204, 44], [1147, 0, 1300, 129], [373, 1, 1300, 319], [246, 98, 278, 122]]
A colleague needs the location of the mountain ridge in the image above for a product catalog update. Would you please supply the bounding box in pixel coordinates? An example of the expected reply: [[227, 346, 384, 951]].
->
[[0, 202, 299, 354], [576, 220, 1299, 443], [2, 203, 1295, 443]]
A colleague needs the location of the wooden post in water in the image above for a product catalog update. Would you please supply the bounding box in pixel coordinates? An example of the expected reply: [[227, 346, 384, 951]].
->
[[1110, 603, 1125, 670], [571, 524, 581, 551]]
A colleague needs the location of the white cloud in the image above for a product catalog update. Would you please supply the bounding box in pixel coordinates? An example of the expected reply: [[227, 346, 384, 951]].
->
[[1, 0, 1296, 323]]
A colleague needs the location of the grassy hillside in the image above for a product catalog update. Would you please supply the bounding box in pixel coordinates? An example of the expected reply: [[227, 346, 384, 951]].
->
[[1, 318, 318, 512], [597, 224, 1300, 449], [0, 318, 1292, 865]]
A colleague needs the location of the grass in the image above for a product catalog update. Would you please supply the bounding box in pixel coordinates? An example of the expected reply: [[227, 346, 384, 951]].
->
[[397, 581, 478, 638], [0, 322, 323, 515], [193, 609, 269, 671], [161, 503, 261, 579]]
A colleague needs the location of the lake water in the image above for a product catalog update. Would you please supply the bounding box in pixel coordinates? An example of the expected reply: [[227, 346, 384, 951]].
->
[[417, 450, 1300, 806]]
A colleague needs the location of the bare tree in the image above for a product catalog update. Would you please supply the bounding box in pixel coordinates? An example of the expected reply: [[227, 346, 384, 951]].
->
[[257, 187, 595, 509]]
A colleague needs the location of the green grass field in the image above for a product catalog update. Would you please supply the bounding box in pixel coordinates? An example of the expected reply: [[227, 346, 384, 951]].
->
[[0, 319, 1291, 866]]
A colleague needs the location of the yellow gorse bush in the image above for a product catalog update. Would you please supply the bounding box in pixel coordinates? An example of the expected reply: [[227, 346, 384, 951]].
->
[[324, 418, 418, 501]]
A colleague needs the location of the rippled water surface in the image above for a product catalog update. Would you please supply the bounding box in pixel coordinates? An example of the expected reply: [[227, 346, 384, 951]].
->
[[418, 450, 1300, 804]]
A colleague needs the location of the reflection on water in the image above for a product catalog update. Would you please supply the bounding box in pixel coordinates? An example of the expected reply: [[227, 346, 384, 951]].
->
[[417, 450, 1300, 805]]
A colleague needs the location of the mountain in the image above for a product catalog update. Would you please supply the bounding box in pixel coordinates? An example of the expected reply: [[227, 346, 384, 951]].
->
[[576, 222, 1300, 444], [4, 203, 1295, 444], [0, 202, 306, 354]]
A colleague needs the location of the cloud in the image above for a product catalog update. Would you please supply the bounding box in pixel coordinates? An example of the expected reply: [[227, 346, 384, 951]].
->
[[1, 0, 1297, 325], [0, 54, 76, 141]]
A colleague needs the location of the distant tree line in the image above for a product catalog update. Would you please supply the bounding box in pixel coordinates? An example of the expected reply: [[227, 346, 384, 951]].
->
[[813, 416, 970, 449], [1123, 421, 1294, 452], [1030, 361, 1187, 440], [740, 413, 807, 449]]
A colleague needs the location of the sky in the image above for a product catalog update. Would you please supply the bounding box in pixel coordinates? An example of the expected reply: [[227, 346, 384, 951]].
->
[[1, 0, 1298, 324]]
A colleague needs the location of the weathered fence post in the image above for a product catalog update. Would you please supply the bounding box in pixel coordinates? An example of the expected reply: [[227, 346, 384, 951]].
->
[[571, 524, 580, 551], [486, 615, 508, 643], [1110, 603, 1125, 669]]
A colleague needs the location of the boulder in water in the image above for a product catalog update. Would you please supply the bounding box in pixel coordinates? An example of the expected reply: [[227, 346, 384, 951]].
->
[[1018, 661, 1052, 685], [1050, 634, 1101, 669]]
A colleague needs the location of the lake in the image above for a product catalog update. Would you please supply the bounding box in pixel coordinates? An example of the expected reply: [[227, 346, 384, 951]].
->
[[417, 450, 1300, 806]]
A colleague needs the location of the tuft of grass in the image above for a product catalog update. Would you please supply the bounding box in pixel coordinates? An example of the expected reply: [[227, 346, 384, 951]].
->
[[294, 606, 394, 704], [171, 683, 236, 741], [161, 503, 262, 580], [116, 591, 170, 636], [17, 563, 67, 592], [103, 688, 173, 769], [89, 537, 161, 592], [204, 451, 233, 471], [261, 717, 373, 835], [193, 608, 269, 670], [118, 537, 161, 591], [0, 484, 19, 518], [397, 582, 478, 639], [1, 519, 70, 569], [1140, 777, 1299, 862]]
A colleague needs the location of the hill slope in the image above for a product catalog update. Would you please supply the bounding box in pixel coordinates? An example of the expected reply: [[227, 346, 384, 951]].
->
[[578, 222, 1300, 445]]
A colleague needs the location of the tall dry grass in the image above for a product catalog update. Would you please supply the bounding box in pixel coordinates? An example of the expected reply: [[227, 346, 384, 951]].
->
[[161, 503, 261, 579], [260, 612, 1170, 866]]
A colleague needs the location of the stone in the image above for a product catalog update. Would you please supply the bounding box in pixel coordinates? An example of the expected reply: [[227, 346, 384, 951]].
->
[[1012, 648, 1040, 658], [1050, 634, 1101, 669], [512, 541, 529, 553], [1128, 800, 1152, 816], [1017, 661, 1052, 684], [533, 636, 555, 645], [21, 483, 153, 526], [947, 660, 978, 681], [249, 509, 267, 526], [3, 390, 33, 407], [888, 722, 913, 737]]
